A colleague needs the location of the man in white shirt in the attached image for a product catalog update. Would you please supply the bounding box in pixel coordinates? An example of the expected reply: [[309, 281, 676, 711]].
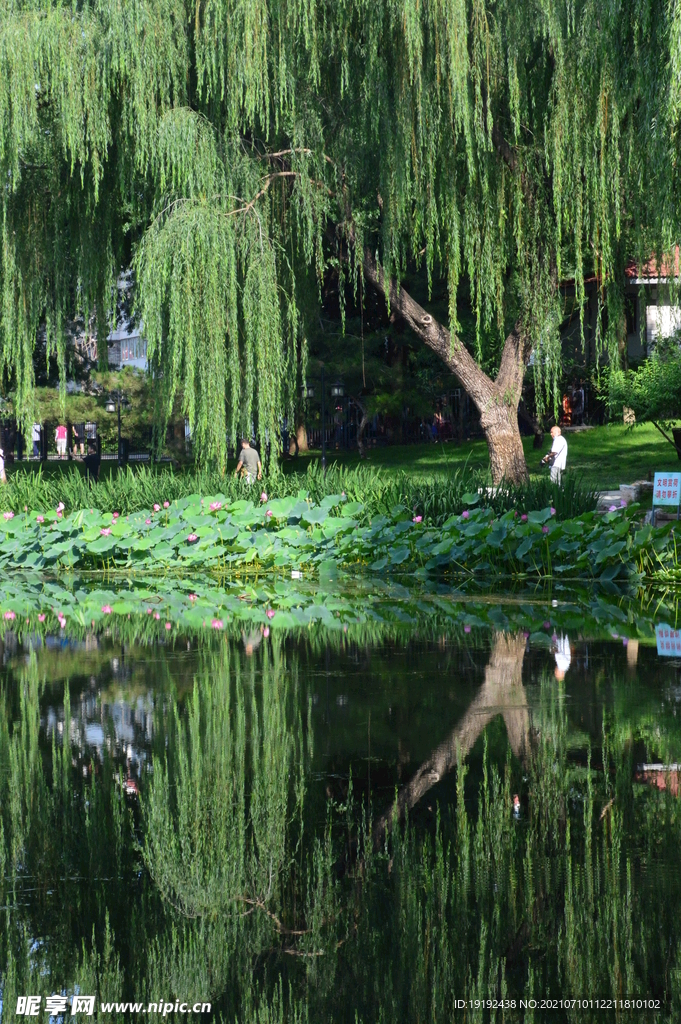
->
[[32, 423, 41, 458], [553, 634, 571, 681], [542, 425, 568, 483]]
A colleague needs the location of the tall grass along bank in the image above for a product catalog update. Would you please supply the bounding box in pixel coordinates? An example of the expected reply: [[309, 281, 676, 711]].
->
[[1, 462, 598, 522]]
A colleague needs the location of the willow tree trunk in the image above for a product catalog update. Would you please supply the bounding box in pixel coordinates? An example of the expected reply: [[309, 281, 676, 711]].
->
[[373, 632, 529, 845], [483, 397, 531, 485], [364, 252, 531, 484]]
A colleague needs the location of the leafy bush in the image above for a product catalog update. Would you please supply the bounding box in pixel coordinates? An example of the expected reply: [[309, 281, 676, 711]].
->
[[605, 347, 681, 425]]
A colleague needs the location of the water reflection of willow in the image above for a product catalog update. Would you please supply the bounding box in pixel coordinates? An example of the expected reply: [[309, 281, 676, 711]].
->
[[1, 642, 681, 1020], [143, 645, 308, 921]]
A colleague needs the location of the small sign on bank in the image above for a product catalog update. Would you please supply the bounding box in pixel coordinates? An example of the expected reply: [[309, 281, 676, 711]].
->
[[652, 472, 680, 525], [656, 624, 681, 657]]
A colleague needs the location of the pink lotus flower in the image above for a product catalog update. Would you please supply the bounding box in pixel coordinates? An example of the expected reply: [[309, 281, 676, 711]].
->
[[187, 534, 198, 543], [188, 594, 198, 602], [165, 622, 171, 630], [3, 511, 13, 520], [341, 491, 346, 498], [154, 612, 160, 620], [58, 615, 66, 629], [56, 502, 65, 513], [211, 618, 223, 630], [412, 515, 422, 523], [622, 637, 629, 646], [153, 504, 160, 512], [38, 613, 45, 622], [147, 608, 153, 614], [542, 525, 549, 534], [263, 626, 270, 638], [145, 519, 151, 525], [461, 510, 469, 519], [24, 505, 27, 512], [36, 515, 44, 523], [113, 512, 119, 519], [260, 492, 268, 502], [608, 505, 617, 512], [543, 621, 551, 630], [266, 609, 275, 620], [163, 501, 169, 508], [101, 605, 112, 614], [100, 527, 111, 536], [550, 507, 556, 515], [210, 501, 222, 511], [4, 610, 15, 620], [464, 624, 471, 633], [521, 514, 528, 522], [57, 511, 62, 519], [266, 509, 273, 518]]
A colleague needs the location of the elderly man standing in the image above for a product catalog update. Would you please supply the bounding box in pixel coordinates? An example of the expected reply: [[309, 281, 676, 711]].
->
[[542, 425, 568, 484]]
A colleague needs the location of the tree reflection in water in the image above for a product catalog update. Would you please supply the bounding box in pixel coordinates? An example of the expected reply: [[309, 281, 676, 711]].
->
[[0, 635, 680, 1022]]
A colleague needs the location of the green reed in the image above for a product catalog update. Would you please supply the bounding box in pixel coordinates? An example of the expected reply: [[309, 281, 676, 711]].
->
[[0, 461, 598, 523]]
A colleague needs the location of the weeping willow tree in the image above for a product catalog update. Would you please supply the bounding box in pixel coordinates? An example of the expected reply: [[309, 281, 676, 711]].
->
[[1, 0, 680, 477]]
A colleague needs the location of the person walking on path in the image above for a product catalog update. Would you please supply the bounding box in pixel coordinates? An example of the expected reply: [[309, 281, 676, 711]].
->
[[541, 425, 568, 484], [55, 424, 67, 459], [234, 438, 262, 483]]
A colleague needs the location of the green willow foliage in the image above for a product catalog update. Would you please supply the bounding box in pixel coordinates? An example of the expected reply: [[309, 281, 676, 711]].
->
[[0, 657, 130, 1018], [0, 0, 680, 460], [143, 646, 308, 922], [4, 645, 681, 1019]]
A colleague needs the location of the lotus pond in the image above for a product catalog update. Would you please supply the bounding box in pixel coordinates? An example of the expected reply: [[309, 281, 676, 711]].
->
[[0, 555, 681, 1024], [0, 491, 678, 584]]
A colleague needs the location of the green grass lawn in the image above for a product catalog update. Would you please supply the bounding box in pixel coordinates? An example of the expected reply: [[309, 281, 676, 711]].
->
[[7, 422, 678, 492], [283, 422, 679, 489]]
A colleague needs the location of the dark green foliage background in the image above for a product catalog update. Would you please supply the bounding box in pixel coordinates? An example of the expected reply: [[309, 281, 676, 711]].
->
[[1, 0, 680, 465]]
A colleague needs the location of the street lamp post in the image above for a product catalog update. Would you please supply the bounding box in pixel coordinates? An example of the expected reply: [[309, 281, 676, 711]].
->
[[105, 390, 125, 468], [320, 364, 326, 470], [302, 370, 345, 469], [330, 381, 345, 448]]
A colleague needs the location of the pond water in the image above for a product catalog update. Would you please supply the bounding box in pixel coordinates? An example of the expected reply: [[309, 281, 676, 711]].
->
[[1, 584, 681, 1022]]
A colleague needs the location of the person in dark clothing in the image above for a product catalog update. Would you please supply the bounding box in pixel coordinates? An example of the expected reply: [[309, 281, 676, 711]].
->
[[83, 440, 101, 483]]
